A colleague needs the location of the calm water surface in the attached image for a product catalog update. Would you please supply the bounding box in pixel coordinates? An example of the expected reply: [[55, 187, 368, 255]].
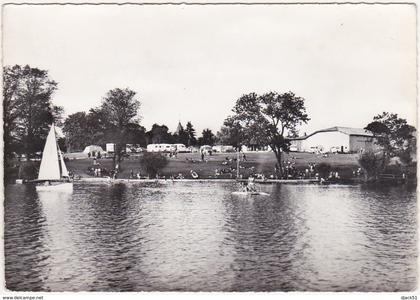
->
[[4, 182, 417, 291]]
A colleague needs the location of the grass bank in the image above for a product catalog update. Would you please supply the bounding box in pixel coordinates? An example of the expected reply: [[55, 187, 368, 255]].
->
[[7, 151, 415, 185], [65, 151, 361, 180]]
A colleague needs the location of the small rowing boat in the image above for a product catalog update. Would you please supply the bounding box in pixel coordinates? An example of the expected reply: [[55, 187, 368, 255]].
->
[[231, 191, 270, 196]]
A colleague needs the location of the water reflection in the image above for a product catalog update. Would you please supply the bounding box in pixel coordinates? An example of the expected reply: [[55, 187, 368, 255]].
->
[[136, 182, 234, 291], [224, 184, 300, 291], [355, 186, 417, 291], [293, 185, 371, 291], [4, 182, 417, 292], [36, 189, 73, 291], [69, 183, 148, 291], [5, 185, 47, 291]]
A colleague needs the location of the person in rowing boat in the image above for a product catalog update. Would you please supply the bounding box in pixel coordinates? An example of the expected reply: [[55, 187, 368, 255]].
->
[[245, 176, 257, 192]]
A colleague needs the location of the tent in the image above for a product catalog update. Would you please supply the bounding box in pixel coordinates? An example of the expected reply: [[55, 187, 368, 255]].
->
[[83, 145, 105, 154]]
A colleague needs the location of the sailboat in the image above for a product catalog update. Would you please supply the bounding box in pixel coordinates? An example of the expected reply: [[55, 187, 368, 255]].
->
[[35, 124, 73, 192]]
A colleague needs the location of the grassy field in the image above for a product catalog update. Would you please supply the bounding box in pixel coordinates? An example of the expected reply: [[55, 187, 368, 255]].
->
[[65, 151, 361, 179]]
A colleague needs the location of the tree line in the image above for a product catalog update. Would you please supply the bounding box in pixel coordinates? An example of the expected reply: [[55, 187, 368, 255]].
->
[[3, 65, 218, 167], [4, 65, 64, 160], [4, 64, 416, 181], [216, 91, 310, 177], [216, 92, 416, 179], [63, 99, 217, 167], [359, 112, 416, 180]]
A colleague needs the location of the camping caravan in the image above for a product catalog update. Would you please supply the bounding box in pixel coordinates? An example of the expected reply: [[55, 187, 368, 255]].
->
[[106, 143, 116, 153], [173, 144, 188, 153], [212, 145, 235, 153], [126, 144, 144, 153], [147, 144, 172, 152]]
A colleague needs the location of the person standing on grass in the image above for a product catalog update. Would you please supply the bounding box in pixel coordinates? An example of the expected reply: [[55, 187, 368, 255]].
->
[[201, 150, 205, 161]]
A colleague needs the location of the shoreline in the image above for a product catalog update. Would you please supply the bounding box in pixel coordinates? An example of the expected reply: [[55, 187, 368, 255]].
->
[[76, 177, 320, 184], [14, 177, 414, 186]]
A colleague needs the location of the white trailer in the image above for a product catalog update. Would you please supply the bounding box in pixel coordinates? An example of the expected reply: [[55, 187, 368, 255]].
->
[[147, 144, 172, 152], [106, 143, 116, 153]]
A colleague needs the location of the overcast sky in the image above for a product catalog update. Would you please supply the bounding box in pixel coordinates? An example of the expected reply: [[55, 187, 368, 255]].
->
[[3, 4, 417, 135]]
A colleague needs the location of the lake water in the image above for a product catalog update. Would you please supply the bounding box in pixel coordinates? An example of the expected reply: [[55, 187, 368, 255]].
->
[[4, 181, 417, 292]]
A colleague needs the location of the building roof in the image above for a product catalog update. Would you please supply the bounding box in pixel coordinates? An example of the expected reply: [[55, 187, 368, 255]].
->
[[291, 126, 374, 140], [175, 121, 183, 134], [321, 126, 374, 136]]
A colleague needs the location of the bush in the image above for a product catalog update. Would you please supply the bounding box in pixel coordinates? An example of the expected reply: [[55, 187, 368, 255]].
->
[[139, 152, 168, 178], [358, 151, 386, 180], [4, 165, 19, 184], [316, 162, 331, 179], [398, 148, 414, 165], [17, 161, 39, 180]]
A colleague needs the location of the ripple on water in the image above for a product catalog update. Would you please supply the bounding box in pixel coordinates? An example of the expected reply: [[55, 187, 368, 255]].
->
[[4, 182, 417, 292]]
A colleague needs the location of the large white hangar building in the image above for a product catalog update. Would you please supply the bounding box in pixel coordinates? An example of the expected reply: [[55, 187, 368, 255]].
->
[[290, 126, 377, 153]]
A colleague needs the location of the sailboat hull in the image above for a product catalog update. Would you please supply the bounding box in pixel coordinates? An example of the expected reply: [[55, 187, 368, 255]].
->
[[36, 182, 73, 192]]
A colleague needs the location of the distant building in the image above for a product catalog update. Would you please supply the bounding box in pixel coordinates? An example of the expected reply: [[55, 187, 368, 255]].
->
[[174, 121, 183, 135], [241, 136, 271, 152], [289, 126, 378, 153]]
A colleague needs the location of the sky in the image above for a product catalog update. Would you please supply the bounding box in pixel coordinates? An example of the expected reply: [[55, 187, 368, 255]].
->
[[3, 4, 417, 136]]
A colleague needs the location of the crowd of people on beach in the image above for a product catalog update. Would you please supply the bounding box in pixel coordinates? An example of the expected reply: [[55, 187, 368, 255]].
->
[[278, 161, 318, 179], [81, 149, 370, 182], [86, 154, 121, 179]]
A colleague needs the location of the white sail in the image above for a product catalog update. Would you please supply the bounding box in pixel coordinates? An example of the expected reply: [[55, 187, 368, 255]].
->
[[59, 149, 69, 177], [38, 124, 61, 180]]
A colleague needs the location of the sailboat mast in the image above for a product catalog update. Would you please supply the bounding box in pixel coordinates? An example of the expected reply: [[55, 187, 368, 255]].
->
[[52, 124, 62, 176], [54, 124, 70, 178]]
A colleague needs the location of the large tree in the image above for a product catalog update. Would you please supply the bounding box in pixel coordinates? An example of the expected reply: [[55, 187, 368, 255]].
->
[[146, 124, 173, 144], [365, 112, 416, 164], [198, 129, 216, 146], [63, 112, 90, 152], [63, 104, 146, 154], [99, 88, 141, 168], [3, 65, 23, 157], [3, 65, 61, 158], [86, 107, 109, 145], [227, 91, 309, 176], [216, 116, 246, 150], [123, 123, 147, 147], [185, 121, 197, 146]]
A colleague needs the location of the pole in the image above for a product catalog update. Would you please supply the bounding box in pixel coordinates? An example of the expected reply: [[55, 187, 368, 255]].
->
[[236, 147, 240, 179]]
